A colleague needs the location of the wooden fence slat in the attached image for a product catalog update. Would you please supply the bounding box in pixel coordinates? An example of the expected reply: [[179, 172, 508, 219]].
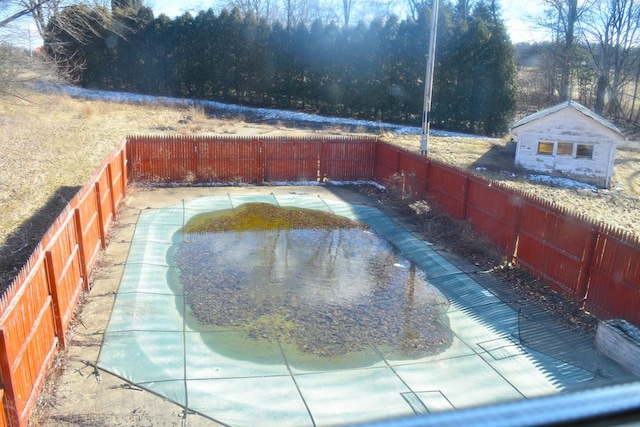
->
[[586, 231, 640, 323], [263, 139, 321, 182], [0, 390, 7, 427], [374, 142, 401, 180], [426, 161, 468, 220], [43, 214, 83, 349], [74, 189, 102, 274]]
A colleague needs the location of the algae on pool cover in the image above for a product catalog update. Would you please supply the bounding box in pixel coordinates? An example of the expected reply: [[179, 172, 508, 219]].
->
[[175, 202, 451, 358]]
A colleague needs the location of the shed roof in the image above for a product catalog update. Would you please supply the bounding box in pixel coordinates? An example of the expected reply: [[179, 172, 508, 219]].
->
[[511, 100, 624, 138]]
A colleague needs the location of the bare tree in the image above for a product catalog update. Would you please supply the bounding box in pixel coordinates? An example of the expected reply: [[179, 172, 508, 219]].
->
[[582, 0, 640, 117], [631, 53, 640, 122], [341, 0, 355, 27], [279, 0, 320, 28], [1, 1, 136, 100], [540, 0, 596, 102], [1, 1, 113, 42], [0, 42, 55, 99], [0, 2, 67, 98], [405, 0, 428, 21], [319, 0, 398, 26], [225, 0, 275, 21]]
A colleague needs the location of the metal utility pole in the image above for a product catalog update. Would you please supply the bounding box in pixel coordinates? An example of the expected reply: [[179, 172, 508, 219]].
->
[[420, 0, 439, 156]]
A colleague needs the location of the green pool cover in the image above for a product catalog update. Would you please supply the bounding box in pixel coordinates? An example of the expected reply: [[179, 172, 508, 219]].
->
[[98, 193, 603, 426]]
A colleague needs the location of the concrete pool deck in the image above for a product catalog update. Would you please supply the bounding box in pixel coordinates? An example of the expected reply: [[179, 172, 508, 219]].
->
[[31, 185, 639, 427]]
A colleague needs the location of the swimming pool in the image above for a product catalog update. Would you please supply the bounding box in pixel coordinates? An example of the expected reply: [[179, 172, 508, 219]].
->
[[98, 191, 596, 426]]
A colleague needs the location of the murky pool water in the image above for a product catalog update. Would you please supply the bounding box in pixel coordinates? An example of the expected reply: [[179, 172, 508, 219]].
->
[[173, 203, 451, 358]]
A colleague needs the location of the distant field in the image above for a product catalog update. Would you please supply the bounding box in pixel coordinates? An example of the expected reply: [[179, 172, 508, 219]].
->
[[1, 90, 638, 289]]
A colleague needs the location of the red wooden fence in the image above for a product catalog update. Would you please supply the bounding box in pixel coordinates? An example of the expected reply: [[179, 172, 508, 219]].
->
[[0, 245, 57, 427], [126, 135, 377, 184], [465, 176, 520, 256], [263, 138, 320, 182], [0, 139, 127, 426], [0, 135, 638, 426], [516, 198, 596, 300], [587, 228, 640, 323], [373, 140, 640, 326]]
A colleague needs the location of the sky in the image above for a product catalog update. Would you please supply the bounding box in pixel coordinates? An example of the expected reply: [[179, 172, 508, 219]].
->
[[1, 0, 548, 50], [147, 0, 549, 44], [499, 0, 548, 43]]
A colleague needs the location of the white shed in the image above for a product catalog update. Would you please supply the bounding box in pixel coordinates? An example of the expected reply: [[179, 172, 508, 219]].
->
[[510, 100, 624, 188]]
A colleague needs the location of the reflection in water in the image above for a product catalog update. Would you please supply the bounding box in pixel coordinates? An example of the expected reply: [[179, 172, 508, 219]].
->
[[174, 203, 451, 358]]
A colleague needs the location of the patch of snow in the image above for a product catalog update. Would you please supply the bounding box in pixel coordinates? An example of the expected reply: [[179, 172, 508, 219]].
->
[[37, 83, 493, 139], [326, 180, 385, 190], [528, 174, 599, 191], [270, 181, 321, 186], [137, 180, 384, 189]]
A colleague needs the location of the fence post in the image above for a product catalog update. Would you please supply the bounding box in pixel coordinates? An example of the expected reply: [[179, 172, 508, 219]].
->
[[125, 137, 136, 182], [461, 173, 471, 220], [507, 194, 523, 263], [577, 228, 600, 308], [423, 158, 431, 194], [73, 209, 89, 291], [120, 147, 128, 199], [94, 182, 106, 250], [44, 251, 66, 349], [106, 163, 116, 224]]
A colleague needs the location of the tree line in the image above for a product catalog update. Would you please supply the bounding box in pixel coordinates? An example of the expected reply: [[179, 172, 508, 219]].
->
[[517, 0, 640, 134], [3, 1, 639, 136], [44, 1, 517, 136]]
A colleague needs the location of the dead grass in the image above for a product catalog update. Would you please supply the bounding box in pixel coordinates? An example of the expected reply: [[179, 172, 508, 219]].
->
[[1, 94, 180, 239]]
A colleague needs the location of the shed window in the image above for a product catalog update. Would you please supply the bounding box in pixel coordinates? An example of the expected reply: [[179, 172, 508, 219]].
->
[[576, 144, 594, 159], [537, 141, 554, 155], [557, 142, 574, 156]]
